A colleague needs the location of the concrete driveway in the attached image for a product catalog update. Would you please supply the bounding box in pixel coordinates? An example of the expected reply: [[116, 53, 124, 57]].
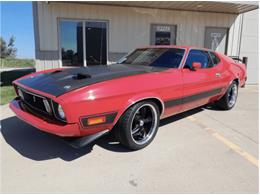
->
[[0, 85, 258, 193]]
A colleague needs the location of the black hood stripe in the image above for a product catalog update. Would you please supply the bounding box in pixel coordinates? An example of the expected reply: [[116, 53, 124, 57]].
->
[[17, 64, 167, 97]]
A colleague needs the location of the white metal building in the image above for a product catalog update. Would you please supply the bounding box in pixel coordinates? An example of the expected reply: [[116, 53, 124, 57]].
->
[[33, 1, 259, 84]]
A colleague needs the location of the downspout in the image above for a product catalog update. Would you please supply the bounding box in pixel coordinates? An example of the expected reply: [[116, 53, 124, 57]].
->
[[238, 13, 244, 57]]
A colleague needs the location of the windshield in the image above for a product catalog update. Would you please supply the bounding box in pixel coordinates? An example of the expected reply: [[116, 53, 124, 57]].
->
[[118, 48, 185, 68]]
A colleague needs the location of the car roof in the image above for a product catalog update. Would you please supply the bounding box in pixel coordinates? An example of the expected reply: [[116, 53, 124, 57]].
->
[[138, 45, 212, 51]]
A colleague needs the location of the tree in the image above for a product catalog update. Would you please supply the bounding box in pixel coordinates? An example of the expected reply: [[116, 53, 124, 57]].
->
[[0, 36, 17, 58]]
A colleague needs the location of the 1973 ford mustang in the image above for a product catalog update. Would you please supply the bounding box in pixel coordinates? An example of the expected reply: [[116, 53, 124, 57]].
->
[[10, 46, 246, 150]]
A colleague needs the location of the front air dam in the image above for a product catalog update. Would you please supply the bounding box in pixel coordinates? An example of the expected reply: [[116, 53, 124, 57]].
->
[[62, 129, 110, 148]]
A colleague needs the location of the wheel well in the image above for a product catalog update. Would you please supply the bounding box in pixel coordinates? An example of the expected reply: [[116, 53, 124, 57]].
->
[[142, 98, 164, 115], [113, 98, 164, 127], [125, 98, 164, 116]]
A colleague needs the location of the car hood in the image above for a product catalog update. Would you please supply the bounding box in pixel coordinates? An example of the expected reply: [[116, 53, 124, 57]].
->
[[16, 64, 167, 97]]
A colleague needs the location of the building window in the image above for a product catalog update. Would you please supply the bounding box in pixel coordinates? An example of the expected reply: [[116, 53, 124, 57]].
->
[[59, 20, 108, 67], [60, 21, 83, 66], [85, 22, 107, 65]]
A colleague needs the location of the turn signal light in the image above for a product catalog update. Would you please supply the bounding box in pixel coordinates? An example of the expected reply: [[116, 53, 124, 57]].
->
[[87, 116, 106, 125]]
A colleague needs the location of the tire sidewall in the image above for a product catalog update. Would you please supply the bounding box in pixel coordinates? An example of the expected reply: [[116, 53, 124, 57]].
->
[[122, 101, 160, 150], [224, 81, 238, 109]]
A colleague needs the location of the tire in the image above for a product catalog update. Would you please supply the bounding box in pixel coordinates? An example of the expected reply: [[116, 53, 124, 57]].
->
[[114, 101, 160, 150], [215, 81, 238, 110]]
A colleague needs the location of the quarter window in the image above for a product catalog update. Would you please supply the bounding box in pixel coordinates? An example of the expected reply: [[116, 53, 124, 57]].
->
[[209, 52, 221, 66], [184, 50, 213, 69]]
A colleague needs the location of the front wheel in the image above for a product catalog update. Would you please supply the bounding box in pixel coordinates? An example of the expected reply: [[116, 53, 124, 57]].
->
[[114, 101, 160, 150], [215, 81, 238, 110]]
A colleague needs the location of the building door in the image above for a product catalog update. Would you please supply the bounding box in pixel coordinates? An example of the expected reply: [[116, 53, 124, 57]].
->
[[204, 27, 229, 54], [150, 24, 177, 45], [60, 20, 107, 67], [85, 22, 107, 65]]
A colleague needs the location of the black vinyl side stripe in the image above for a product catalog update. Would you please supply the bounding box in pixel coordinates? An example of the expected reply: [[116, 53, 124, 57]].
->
[[81, 112, 117, 128], [164, 87, 223, 108]]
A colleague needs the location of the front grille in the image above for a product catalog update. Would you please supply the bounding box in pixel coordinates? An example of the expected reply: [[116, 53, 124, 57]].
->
[[18, 100, 65, 125], [18, 88, 51, 115], [14, 85, 66, 123]]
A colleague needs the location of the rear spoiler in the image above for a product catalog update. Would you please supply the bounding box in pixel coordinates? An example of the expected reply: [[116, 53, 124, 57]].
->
[[229, 56, 248, 68]]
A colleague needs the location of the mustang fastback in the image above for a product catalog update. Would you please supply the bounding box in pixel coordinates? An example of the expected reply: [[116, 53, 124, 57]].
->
[[10, 46, 247, 150]]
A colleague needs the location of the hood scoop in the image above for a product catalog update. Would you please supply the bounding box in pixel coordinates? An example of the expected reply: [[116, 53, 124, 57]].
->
[[73, 73, 92, 80]]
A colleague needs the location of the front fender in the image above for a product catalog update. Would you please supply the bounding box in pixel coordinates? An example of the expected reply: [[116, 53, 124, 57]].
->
[[112, 92, 165, 126]]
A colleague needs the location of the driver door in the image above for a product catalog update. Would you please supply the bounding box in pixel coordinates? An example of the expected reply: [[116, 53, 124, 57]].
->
[[181, 49, 222, 112]]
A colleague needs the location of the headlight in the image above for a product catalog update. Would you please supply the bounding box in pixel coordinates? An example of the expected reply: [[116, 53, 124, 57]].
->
[[57, 104, 66, 119], [17, 89, 24, 100]]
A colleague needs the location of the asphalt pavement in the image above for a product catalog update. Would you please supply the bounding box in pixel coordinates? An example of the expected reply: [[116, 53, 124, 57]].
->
[[0, 85, 258, 193]]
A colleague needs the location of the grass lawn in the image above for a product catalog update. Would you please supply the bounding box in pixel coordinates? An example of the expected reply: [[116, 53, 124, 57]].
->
[[0, 86, 16, 105], [1, 58, 35, 68]]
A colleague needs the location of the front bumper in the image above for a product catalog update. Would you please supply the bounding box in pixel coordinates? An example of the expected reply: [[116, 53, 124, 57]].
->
[[9, 98, 81, 137]]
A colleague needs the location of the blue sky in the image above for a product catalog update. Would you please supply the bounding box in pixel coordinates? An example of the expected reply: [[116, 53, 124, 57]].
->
[[1, 1, 35, 59]]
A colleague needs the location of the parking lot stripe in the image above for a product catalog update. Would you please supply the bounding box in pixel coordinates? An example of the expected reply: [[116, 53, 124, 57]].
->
[[187, 116, 259, 167], [212, 132, 258, 167]]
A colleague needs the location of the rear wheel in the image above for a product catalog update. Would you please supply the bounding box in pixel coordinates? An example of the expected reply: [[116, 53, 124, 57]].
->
[[114, 101, 160, 150], [215, 81, 238, 110]]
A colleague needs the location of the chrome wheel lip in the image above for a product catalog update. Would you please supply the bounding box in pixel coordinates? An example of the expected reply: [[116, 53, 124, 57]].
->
[[228, 84, 238, 107], [130, 104, 158, 145]]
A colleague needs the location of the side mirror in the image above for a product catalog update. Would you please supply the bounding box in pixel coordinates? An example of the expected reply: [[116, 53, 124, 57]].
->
[[191, 62, 202, 71]]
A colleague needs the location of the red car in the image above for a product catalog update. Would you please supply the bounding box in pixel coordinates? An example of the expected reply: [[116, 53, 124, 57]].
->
[[10, 46, 246, 150]]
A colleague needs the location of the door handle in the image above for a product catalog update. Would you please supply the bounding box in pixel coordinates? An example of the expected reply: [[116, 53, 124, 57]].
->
[[215, 73, 221, 78]]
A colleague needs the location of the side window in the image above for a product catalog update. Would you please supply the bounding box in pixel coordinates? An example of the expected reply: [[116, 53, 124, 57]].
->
[[184, 50, 213, 69], [209, 52, 221, 66]]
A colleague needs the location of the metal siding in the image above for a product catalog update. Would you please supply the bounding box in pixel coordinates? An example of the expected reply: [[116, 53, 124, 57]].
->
[[36, 2, 239, 69], [240, 9, 259, 84], [228, 14, 244, 56]]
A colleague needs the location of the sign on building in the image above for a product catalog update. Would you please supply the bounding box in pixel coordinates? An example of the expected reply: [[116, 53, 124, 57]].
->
[[150, 24, 177, 45]]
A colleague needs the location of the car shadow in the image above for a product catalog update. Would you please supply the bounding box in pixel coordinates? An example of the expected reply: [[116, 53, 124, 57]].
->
[[1, 107, 205, 162]]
